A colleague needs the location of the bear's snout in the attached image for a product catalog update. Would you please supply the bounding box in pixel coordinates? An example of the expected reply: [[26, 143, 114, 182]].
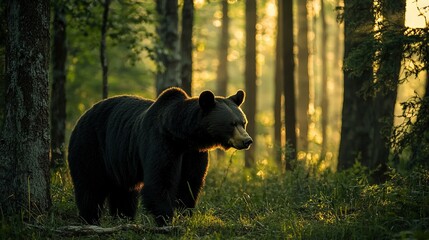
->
[[243, 137, 253, 149], [229, 126, 253, 150]]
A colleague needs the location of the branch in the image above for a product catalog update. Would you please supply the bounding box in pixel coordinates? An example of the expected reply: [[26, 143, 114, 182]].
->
[[25, 223, 180, 236]]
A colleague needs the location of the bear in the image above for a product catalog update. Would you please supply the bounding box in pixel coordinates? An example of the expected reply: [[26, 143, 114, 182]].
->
[[67, 87, 252, 226]]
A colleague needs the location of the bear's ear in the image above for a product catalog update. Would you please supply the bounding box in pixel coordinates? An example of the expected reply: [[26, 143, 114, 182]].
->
[[199, 90, 216, 110], [228, 90, 245, 106]]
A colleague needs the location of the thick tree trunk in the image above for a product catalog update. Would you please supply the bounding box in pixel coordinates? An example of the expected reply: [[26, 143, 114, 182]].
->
[[296, 0, 309, 152], [338, 0, 374, 170], [274, 0, 284, 168], [180, 0, 194, 96], [0, 47, 4, 130], [0, 0, 51, 215], [369, 0, 405, 182], [100, 0, 111, 99], [156, 0, 180, 95], [51, 1, 67, 170], [244, 0, 257, 168], [216, 0, 229, 160], [283, 0, 297, 170], [0, 4, 5, 129]]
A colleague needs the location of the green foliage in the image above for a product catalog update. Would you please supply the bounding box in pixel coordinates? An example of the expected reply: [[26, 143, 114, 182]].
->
[[64, 0, 157, 137], [67, 0, 154, 63], [391, 95, 429, 169], [2, 159, 428, 239], [343, 1, 428, 172]]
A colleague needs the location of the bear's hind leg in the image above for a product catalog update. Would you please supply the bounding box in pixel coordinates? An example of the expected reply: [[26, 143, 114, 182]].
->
[[75, 187, 108, 225], [108, 187, 139, 220]]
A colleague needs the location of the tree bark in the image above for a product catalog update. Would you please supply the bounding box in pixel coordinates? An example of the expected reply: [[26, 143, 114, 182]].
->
[[216, 0, 229, 97], [180, 0, 194, 96], [51, 1, 67, 170], [244, 0, 257, 168], [216, 0, 229, 160], [0, 46, 4, 130], [338, 0, 374, 170], [296, 0, 309, 152], [274, 0, 283, 168], [100, 0, 111, 99], [0, 0, 51, 215], [283, 0, 297, 170], [156, 0, 180, 95], [370, 0, 405, 182], [320, 0, 328, 159], [0, 3, 5, 129]]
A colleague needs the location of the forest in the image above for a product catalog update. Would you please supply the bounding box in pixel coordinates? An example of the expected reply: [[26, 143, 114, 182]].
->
[[0, 0, 428, 239]]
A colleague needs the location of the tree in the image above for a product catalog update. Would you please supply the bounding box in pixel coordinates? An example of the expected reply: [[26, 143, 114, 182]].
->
[[273, 0, 284, 168], [0, 0, 51, 214], [180, 0, 194, 96], [0, 2, 5, 129], [283, 0, 297, 170], [101, 0, 111, 99], [244, 0, 257, 168], [338, 0, 407, 180], [320, 0, 328, 159], [51, 0, 68, 170], [156, 0, 180, 95], [296, 0, 310, 152], [216, 0, 229, 98], [369, 0, 406, 181], [216, 0, 229, 160], [384, 4, 428, 170], [338, 0, 374, 170]]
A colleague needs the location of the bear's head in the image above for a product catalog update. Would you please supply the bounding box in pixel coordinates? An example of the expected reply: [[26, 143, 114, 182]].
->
[[198, 90, 253, 150]]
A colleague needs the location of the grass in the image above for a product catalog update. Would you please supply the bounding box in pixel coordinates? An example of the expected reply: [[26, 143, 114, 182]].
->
[[1, 156, 429, 239]]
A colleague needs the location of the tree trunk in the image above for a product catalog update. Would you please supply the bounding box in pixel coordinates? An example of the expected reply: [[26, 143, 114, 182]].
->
[[333, 0, 344, 150], [180, 0, 193, 96], [51, 1, 67, 170], [216, 0, 229, 160], [0, 3, 5, 129], [100, 0, 111, 99], [244, 0, 257, 168], [369, 0, 405, 182], [156, 0, 180, 95], [274, 0, 284, 168], [216, 0, 229, 97], [0, 46, 4, 130], [283, 0, 297, 170], [296, 0, 309, 153], [320, 0, 328, 159], [0, 0, 51, 215], [338, 0, 374, 170]]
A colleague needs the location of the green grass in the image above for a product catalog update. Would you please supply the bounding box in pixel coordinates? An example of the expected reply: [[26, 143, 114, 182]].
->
[[1, 157, 429, 239]]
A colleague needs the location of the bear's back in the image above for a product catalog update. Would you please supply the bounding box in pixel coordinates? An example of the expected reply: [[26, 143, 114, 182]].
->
[[69, 95, 154, 187]]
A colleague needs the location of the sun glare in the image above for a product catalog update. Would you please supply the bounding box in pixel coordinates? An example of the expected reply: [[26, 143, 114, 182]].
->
[[406, 0, 429, 28]]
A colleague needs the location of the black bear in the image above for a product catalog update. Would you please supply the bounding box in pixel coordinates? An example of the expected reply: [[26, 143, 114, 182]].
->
[[68, 87, 252, 226]]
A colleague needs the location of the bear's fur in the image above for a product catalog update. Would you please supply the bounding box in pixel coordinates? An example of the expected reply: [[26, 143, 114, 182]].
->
[[68, 88, 252, 225]]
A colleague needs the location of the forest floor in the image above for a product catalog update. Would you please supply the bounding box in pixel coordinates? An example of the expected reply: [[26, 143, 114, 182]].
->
[[1, 156, 429, 239]]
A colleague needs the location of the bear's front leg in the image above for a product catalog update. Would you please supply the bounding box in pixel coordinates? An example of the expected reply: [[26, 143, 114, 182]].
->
[[175, 151, 209, 214], [141, 154, 182, 226], [142, 184, 175, 226]]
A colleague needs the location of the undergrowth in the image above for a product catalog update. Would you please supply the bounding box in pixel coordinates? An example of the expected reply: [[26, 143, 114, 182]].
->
[[1, 157, 428, 239]]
